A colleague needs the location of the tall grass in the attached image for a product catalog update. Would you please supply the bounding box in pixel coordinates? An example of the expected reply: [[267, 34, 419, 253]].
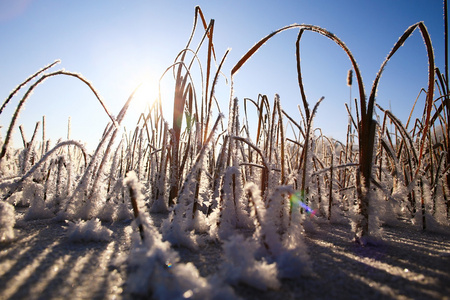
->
[[0, 6, 448, 255]]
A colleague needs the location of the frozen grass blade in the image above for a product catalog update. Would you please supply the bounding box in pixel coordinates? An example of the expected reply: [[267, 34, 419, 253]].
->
[[300, 97, 324, 201], [1, 140, 87, 202], [0, 70, 117, 163], [125, 171, 145, 241], [0, 60, 60, 116], [21, 121, 40, 175]]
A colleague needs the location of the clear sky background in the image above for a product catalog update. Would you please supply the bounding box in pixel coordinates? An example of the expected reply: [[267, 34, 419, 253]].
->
[[0, 0, 447, 150]]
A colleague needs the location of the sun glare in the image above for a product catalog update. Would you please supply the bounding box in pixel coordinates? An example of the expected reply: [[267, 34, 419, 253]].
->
[[133, 75, 175, 122]]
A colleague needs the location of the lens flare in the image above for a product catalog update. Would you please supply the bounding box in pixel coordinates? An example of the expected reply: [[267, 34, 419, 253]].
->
[[289, 191, 317, 217], [165, 260, 173, 268]]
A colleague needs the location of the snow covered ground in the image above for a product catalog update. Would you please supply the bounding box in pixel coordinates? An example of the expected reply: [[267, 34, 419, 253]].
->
[[1, 210, 449, 300]]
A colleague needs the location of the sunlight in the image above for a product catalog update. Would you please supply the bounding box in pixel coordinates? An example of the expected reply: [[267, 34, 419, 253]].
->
[[132, 74, 175, 123], [29, 255, 68, 296], [73, 242, 117, 298], [309, 238, 437, 284], [1, 240, 60, 299]]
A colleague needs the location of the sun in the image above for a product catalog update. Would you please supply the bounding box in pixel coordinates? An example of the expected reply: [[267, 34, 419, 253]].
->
[[132, 74, 175, 123]]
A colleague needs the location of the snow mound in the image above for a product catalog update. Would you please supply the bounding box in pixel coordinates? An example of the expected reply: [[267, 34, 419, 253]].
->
[[66, 218, 113, 242]]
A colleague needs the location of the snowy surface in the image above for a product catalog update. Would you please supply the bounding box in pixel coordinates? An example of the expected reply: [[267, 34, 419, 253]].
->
[[0, 210, 449, 300]]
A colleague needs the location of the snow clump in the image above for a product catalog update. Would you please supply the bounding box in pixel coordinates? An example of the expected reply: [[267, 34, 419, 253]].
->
[[221, 234, 280, 291], [66, 218, 113, 242]]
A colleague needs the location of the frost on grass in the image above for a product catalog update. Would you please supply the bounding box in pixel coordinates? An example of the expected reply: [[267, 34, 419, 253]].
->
[[7, 191, 29, 206], [127, 203, 236, 299], [244, 183, 312, 280], [278, 198, 313, 279], [98, 200, 133, 222], [214, 166, 253, 241], [125, 170, 236, 299], [0, 201, 15, 242], [23, 180, 54, 220], [66, 218, 113, 242], [421, 179, 450, 233], [97, 178, 133, 222], [221, 234, 280, 291], [160, 176, 200, 250], [161, 211, 200, 251], [115, 202, 134, 221], [160, 151, 211, 250], [368, 187, 385, 241]]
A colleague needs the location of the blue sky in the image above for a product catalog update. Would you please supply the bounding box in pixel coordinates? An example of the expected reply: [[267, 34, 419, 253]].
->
[[0, 0, 446, 149]]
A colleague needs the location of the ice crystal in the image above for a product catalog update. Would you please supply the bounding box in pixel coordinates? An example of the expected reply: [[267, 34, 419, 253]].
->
[[66, 218, 113, 242]]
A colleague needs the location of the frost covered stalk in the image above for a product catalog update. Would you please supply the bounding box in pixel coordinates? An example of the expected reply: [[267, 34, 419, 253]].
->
[[21, 121, 40, 176], [231, 135, 270, 197], [65, 85, 138, 219], [355, 22, 435, 243], [275, 94, 286, 184], [214, 165, 252, 240], [54, 156, 65, 207], [151, 121, 169, 213], [125, 171, 145, 241], [328, 152, 334, 220], [244, 183, 311, 279], [0, 59, 60, 116], [162, 114, 223, 249], [136, 128, 144, 180], [1, 140, 87, 203], [0, 68, 117, 163], [300, 97, 324, 207]]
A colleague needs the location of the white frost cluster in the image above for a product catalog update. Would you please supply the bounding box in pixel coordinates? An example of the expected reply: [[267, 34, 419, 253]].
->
[[221, 234, 280, 290], [125, 171, 237, 299], [221, 183, 313, 284], [0, 201, 16, 242], [66, 218, 113, 242], [24, 180, 54, 220], [127, 207, 237, 299]]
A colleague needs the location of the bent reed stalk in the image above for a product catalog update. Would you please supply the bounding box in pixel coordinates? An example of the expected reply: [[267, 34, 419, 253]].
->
[[0, 69, 118, 163]]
